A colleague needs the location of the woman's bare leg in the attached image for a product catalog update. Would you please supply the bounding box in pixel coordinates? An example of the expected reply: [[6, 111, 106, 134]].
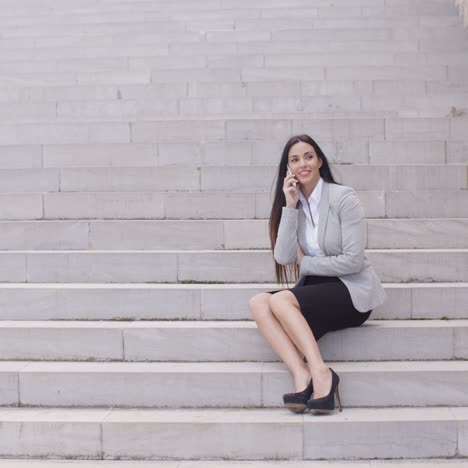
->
[[248, 292, 311, 392], [268, 290, 332, 400]]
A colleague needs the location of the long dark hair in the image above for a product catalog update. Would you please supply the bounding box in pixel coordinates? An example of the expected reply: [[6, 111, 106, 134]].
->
[[269, 134, 340, 286]]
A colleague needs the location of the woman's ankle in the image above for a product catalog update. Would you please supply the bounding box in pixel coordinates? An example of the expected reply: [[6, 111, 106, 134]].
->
[[292, 368, 312, 390], [309, 364, 330, 380]]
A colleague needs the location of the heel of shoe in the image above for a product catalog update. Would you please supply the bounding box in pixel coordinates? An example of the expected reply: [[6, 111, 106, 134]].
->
[[307, 367, 342, 415], [335, 385, 342, 412]]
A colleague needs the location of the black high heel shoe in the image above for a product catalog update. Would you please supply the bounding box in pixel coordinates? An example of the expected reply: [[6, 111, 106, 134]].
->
[[307, 368, 342, 414], [282, 379, 313, 414]]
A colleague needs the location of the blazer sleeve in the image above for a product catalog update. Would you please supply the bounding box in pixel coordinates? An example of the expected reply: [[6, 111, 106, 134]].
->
[[273, 207, 299, 265], [299, 189, 366, 276]]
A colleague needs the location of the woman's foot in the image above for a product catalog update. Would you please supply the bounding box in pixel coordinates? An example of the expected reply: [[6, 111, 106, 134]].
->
[[283, 378, 313, 414], [307, 368, 342, 414], [310, 366, 332, 399]]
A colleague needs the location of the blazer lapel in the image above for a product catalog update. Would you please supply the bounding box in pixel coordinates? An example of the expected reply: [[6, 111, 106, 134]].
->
[[317, 181, 330, 253]]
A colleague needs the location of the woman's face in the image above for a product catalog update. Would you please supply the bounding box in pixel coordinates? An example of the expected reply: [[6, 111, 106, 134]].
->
[[287, 141, 322, 186]]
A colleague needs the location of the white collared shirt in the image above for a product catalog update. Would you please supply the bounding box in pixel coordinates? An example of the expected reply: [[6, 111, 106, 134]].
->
[[298, 177, 325, 257]]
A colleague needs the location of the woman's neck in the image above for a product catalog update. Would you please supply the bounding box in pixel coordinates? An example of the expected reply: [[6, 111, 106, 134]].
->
[[301, 176, 321, 200]]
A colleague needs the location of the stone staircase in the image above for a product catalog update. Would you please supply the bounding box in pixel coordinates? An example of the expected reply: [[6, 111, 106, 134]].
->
[[0, 0, 467, 465]]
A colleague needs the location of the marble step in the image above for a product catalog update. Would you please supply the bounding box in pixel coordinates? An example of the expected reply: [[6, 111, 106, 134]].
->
[[0, 107, 444, 123], [2, 51, 468, 72], [2, 26, 460, 43], [5, 102, 468, 122], [1, 189, 467, 220], [1, 37, 464, 60], [1, 80, 468, 106], [0, 218, 466, 250], [0, 0, 457, 12], [0, 40, 424, 63], [0, 249, 464, 283], [0, 320, 465, 362], [3, 97, 468, 121], [0, 0, 459, 18], [0, 406, 465, 460], [0, 165, 464, 193], [0, 10, 364, 28], [1, 40, 464, 64], [2, 67, 466, 92], [0, 12, 461, 30], [1, 360, 467, 408], [0, 116, 466, 145], [3, 108, 468, 124], [1, 20, 464, 43], [0, 282, 466, 321], [0, 460, 466, 468], [0, 0, 390, 16], [0, 140, 459, 168], [3, 53, 468, 72]]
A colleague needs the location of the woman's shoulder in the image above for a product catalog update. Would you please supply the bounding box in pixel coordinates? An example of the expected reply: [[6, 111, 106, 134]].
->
[[327, 182, 356, 202], [326, 182, 364, 217]]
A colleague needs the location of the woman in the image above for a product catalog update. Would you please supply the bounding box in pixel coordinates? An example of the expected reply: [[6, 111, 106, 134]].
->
[[248, 134, 387, 415]]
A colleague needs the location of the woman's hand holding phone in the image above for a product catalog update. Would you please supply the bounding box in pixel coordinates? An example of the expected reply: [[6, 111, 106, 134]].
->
[[284, 165, 299, 208]]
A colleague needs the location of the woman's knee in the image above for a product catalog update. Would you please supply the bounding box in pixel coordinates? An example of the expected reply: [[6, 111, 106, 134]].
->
[[269, 290, 298, 317], [248, 292, 272, 320]]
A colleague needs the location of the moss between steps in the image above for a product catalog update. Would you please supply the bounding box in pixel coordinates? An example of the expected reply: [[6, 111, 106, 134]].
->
[[180, 280, 226, 284]]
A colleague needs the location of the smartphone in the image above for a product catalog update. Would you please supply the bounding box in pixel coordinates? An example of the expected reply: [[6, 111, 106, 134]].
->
[[286, 164, 297, 188]]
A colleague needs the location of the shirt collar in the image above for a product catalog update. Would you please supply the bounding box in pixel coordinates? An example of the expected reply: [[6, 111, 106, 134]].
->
[[299, 177, 323, 206]]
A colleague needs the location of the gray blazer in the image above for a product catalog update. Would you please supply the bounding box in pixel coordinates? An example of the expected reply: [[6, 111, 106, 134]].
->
[[273, 180, 387, 313]]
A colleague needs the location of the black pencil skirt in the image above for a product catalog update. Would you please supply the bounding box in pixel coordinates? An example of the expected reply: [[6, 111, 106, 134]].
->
[[267, 275, 372, 341]]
